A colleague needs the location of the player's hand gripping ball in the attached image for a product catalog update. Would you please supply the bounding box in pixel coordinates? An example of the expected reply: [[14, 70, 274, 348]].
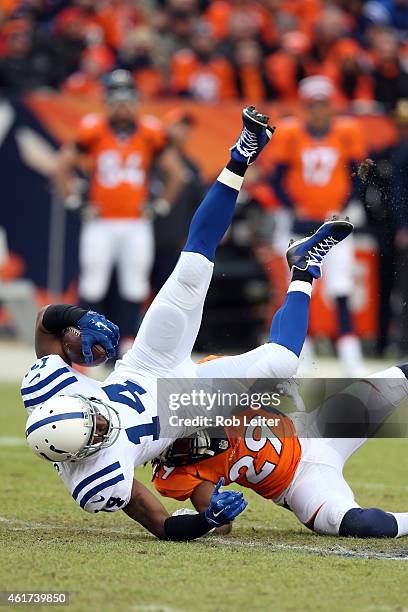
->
[[205, 477, 248, 527], [62, 311, 120, 366]]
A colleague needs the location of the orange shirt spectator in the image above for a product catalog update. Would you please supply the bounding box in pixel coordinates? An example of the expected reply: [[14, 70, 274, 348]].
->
[[118, 27, 163, 99], [96, 0, 145, 50], [280, 0, 323, 36], [133, 68, 163, 99], [171, 23, 236, 101], [171, 48, 236, 100], [265, 31, 315, 102], [233, 39, 273, 102], [63, 46, 114, 98], [54, 7, 100, 46], [323, 39, 374, 105], [205, 0, 279, 48]]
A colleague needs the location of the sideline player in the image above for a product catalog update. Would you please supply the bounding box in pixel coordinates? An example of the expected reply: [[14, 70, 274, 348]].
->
[[273, 75, 366, 376], [54, 69, 184, 354], [23, 106, 352, 541], [152, 369, 408, 539]]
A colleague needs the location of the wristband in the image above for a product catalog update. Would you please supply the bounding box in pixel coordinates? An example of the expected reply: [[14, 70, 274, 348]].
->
[[42, 304, 87, 335], [164, 512, 211, 541]]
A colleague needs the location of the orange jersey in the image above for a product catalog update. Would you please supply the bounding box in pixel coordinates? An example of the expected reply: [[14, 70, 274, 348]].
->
[[77, 113, 165, 219], [153, 408, 301, 502], [274, 117, 366, 221], [170, 50, 236, 101]]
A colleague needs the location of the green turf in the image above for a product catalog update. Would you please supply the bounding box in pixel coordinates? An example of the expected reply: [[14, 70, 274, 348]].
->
[[1, 382, 408, 611]]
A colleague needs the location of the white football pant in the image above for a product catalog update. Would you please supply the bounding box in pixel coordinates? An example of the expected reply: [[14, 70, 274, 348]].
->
[[276, 367, 408, 535], [79, 218, 154, 303]]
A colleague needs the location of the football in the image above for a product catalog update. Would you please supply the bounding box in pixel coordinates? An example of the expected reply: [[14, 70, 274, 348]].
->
[[61, 326, 108, 367]]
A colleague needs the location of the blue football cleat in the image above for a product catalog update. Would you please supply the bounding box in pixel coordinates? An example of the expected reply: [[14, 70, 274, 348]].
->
[[230, 106, 275, 165], [286, 217, 354, 279]]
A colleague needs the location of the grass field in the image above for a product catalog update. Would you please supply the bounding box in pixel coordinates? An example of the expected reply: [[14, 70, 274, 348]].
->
[[2, 381, 408, 612]]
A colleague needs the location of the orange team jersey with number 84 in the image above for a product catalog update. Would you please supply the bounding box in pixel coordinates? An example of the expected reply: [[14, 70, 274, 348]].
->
[[273, 116, 366, 221], [152, 407, 301, 502], [76, 113, 166, 219]]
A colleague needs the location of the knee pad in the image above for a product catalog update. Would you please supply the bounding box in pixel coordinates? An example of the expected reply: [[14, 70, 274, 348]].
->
[[339, 507, 398, 538], [172, 252, 213, 310], [142, 303, 187, 352]]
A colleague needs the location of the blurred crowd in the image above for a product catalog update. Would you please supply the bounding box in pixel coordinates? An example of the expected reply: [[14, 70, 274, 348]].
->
[[0, 0, 408, 110]]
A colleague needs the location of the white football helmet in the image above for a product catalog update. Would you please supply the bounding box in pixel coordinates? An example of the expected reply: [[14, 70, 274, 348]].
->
[[25, 395, 121, 462]]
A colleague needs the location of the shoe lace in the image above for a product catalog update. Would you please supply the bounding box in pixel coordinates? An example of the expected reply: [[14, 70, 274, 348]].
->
[[307, 236, 338, 265], [236, 127, 258, 158]]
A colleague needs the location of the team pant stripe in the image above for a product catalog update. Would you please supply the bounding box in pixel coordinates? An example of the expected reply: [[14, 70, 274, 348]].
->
[[79, 474, 125, 509], [25, 412, 84, 437], [21, 367, 70, 395], [72, 461, 121, 501], [23, 377, 78, 409]]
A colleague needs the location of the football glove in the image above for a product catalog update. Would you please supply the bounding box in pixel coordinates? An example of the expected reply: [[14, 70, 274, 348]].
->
[[78, 311, 120, 364], [204, 477, 248, 527]]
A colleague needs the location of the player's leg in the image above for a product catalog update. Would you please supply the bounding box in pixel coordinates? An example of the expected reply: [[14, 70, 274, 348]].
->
[[196, 218, 354, 379], [322, 235, 365, 376], [307, 364, 408, 537], [118, 107, 274, 375], [318, 364, 408, 464], [117, 218, 154, 354], [289, 468, 408, 538], [282, 457, 358, 536], [278, 439, 400, 538], [78, 219, 115, 311], [310, 465, 408, 538]]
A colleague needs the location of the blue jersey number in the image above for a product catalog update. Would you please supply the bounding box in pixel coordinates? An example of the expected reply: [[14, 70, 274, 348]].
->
[[102, 380, 159, 446], [103, 380, 146, 414]]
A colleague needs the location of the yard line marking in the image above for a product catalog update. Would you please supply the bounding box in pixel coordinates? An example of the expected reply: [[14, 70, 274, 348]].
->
[[0, 437, 25, 446], [1, 515, 408, 561], [204, 536, 408, 561], [0, 516, 129, 535], [133, 606, 185, 612]]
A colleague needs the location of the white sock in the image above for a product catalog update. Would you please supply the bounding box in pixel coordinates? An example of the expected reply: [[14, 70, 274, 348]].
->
[[390, 512, 408, 537], [287, 280, 312, 297], [336, 334, 365, 377]]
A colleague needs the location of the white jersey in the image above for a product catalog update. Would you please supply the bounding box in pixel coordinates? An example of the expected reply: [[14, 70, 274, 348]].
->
[[21, 355, 170, 513]]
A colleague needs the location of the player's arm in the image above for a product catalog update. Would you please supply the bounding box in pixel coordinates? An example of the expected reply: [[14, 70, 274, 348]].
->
[[35, 306, 71, 361], [123, 477, 246, 541], [272, 163, 296, 209], [155, 145, 185, 212], [191, 481, 232, 535], [52, 143, 82, 200], [271, 122, 296, 209], [35, 304, 119, 363]]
